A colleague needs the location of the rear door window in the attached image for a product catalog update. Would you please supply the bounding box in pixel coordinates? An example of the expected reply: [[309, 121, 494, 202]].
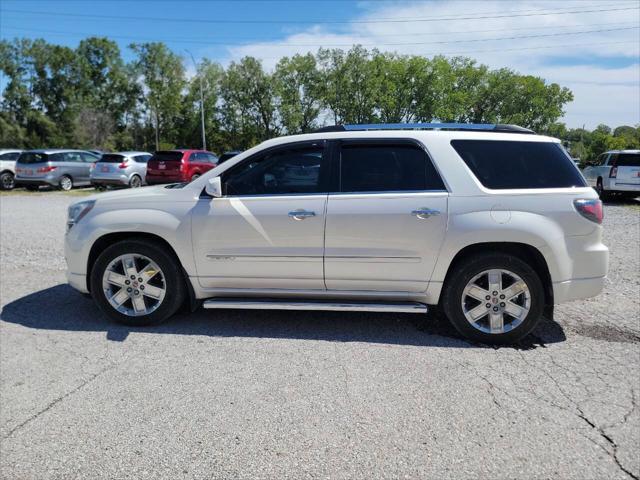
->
[[451, 140, 587, 189], [64, 152, 83, 163], [338, 143, 445, 193], [615, 153, 640, 167]]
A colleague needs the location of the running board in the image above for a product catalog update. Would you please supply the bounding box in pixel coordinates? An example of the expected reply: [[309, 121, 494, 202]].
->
[[202, 298, 428, 314]]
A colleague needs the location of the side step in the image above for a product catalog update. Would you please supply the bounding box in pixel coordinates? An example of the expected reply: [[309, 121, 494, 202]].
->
[[202, 298, 428, 314]]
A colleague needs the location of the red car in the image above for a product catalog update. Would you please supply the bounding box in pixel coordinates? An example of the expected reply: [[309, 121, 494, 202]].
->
[[146, 150, 219, 184]]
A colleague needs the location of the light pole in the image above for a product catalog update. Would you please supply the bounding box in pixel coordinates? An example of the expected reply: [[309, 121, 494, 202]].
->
[[185, 50, 206, 151]]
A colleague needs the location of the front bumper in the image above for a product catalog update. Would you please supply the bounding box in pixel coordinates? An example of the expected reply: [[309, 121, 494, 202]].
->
[[67, 270, 89, 294], [553, 276, 606, 303]]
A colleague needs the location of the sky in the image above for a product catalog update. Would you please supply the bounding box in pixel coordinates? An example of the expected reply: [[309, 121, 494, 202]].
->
[[1, 0, 639, 129]]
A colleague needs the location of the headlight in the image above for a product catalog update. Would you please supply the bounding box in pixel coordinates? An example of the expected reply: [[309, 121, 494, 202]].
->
[[67, 200, 95, 230]]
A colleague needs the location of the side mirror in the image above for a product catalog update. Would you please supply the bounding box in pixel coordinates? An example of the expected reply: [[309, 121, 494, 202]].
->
[[205, 176, 222, 198]]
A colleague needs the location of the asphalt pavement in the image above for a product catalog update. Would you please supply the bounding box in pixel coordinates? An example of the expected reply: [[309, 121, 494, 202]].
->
[[1, 193, 638, 479]]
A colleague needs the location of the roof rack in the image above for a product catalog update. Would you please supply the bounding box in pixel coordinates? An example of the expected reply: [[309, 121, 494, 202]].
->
[[314, 123, 535, 134]]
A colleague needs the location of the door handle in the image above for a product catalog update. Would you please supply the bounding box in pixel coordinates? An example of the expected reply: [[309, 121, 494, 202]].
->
[[288, 210, 316, 221], [411, 208, 440, 219]]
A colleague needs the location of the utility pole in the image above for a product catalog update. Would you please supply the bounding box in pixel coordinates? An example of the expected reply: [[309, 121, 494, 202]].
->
[[185, 50, 206, 151]]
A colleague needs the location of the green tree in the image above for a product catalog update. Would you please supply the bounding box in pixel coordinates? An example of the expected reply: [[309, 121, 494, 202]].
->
[[274, 53, 323, 133], [129, 42, 186, 150]]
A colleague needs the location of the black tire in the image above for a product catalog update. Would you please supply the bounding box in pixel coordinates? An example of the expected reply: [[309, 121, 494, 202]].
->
[[59, 175, 73, 191], [596, 178, 609, 200], [442, 253, 545, 345], [190, 173, 200, 182], [90, 239, 186, 326], [94, 184, 106, 191], [129, 175, 142, 188], [0, 171, 15, 190]]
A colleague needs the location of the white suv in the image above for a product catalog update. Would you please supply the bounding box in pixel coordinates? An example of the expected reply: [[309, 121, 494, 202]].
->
[[65, 124, 609, 344]]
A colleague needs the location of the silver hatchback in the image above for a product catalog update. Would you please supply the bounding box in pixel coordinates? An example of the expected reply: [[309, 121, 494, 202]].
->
[[15, 149, 100, 191], [90, 151, 152, 189]]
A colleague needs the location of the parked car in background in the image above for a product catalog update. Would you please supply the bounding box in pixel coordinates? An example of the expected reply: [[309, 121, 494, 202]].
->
[[65, 123, 608, 345], [145, 149, 218, 185], [90, 151, 152, 189], [0, 149, 22, 190], [217, 150, 243, 164], [15, 149, 100, 191], [582, 150, 640, 199]]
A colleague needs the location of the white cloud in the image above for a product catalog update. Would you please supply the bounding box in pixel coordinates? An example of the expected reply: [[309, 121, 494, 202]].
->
[[219, 0, 640, 128]]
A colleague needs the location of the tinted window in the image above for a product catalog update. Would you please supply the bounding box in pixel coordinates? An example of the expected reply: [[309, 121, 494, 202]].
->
[[0, 152, 20, 160], [18, 152, 49, 164], [224, 145, 324, 195], [64, 152, 83, 163], [81, 152, 99, 163], [134, 154, 151, 163], [616, 153, 640, 167], [151, 151, 184, 162], [219, 152, 240, 163], [99, 154, 125, 163], [451, 140, 587, 189], [597, 154, 608, 166], [339, 144, 445, 193]]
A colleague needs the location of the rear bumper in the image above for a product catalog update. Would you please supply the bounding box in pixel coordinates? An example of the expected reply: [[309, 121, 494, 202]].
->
[[91, 174, 129, 186], [609, 182, 640, 193], [15, 177, 57, 187], [146, 174, 184, 184]]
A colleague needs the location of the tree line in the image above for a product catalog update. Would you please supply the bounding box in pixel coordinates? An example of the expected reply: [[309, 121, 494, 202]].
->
[[1, 37, 638, 161]]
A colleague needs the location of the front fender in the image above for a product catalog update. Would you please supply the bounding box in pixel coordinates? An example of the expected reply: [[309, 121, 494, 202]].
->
[[65, 206, 196, 279]]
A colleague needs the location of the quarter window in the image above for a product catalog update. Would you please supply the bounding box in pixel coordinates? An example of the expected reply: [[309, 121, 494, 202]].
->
[[223, 145, 325, 196], [339, 144, 445, 193], [451, 140, 587, 190]]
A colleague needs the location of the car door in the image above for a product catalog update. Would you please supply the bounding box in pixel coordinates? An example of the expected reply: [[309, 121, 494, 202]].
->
[[324, 139, 449, 292], [191, 140, 329, 290], [61, 152, 85, 184]]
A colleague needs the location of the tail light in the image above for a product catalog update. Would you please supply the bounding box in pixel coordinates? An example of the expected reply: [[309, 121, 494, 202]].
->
[[609, 166, 617, 178], [118, 162, 128, 169], [37, 166, 57, 173], [574, 199, 603, 224]]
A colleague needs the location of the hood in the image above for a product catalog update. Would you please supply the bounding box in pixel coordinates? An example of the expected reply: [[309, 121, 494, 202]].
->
[[86, 184, 197, 205]]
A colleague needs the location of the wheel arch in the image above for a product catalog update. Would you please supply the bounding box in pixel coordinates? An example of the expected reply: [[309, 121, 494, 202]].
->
[[86, 231, 198, 311], [439, 242, 553, 308]]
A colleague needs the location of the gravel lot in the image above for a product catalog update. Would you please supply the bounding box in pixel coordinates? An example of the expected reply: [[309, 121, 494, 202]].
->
[[1, 192, 639, 479]]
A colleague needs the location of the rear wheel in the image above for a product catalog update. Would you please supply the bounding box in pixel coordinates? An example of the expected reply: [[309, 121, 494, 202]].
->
[[190, 173, 200, 182], [59, 175, 73, 191], [0, 172, 15, 190], [129, 175, 142, 188], [442, 253, 545, 344], [91, 239, 186, 326], [596, 178, 608, 200]]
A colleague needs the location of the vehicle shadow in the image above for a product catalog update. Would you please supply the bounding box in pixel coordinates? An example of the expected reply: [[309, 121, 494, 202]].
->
[[0, 284, 566, 349]]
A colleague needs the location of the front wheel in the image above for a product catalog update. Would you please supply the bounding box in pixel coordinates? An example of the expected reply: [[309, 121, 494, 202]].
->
[[0, 172, 15, 190], [91, 239, 186, 326], [442, 253, 545, 344]]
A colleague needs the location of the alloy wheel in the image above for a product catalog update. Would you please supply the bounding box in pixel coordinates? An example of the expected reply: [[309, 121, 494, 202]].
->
[[60, 176, 73, 191], [461, 268, 531, 334], [102, 253, 166, 317], [0, 172, 14, 190]]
